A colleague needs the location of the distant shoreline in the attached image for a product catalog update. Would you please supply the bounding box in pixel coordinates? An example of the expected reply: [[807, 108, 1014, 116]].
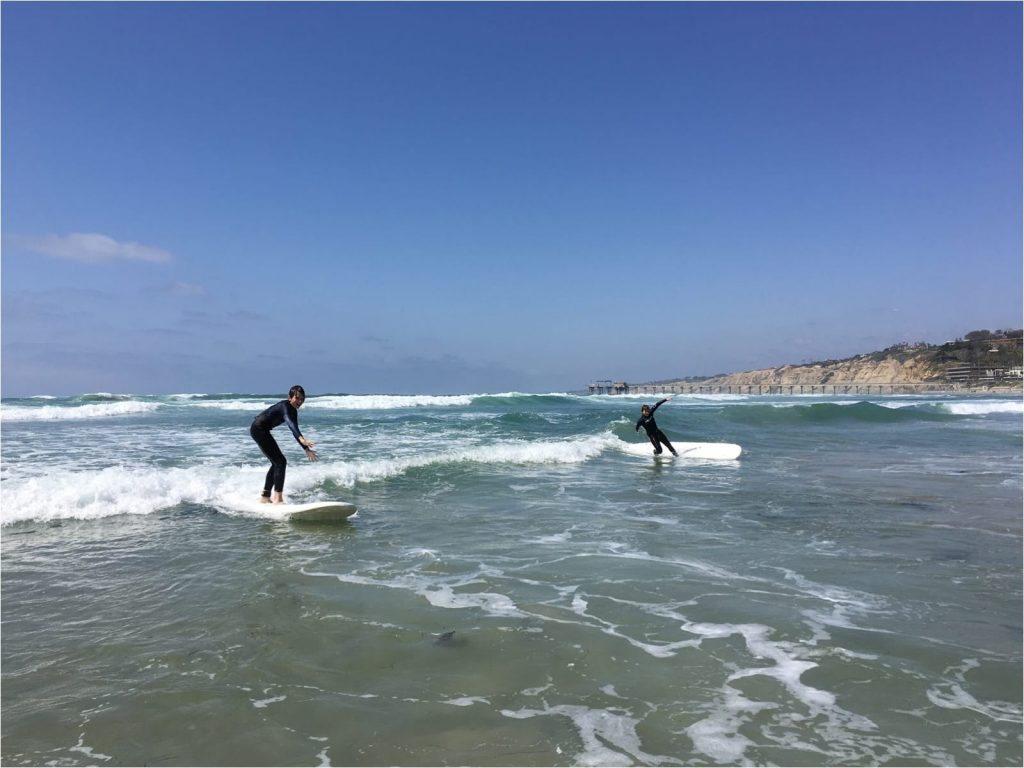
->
[[593, 330, 1023, 396], [588, 381, 1023, 396]]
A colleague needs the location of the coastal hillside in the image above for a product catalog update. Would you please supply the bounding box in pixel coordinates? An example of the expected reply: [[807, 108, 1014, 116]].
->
[[662, 329, 1023, 390]]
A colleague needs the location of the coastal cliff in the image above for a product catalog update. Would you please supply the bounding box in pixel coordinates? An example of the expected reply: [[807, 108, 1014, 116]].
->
[[654, 330, 1023, 391], [690, 354, 947, 389]]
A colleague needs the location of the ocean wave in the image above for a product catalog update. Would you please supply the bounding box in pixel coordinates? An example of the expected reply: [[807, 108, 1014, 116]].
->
[[0, 464, 221, 524], [2, 428, 749, 524], [471, 393, 580, 407], [287, 392, 593, 410], [721, 401, 955, 426], [78, 392, 137, 402], [302, 435, 615, 490], [311, 394, 478, 409], [188, 399, 276, 411], [150, 392, 578, 412], [0, 434, 620, 525], [1, 401, 161, 422], [942, 401, 1023, 416], [586, 392, 752, 404]]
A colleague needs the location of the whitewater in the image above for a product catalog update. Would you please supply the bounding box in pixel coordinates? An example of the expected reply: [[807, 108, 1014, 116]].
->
[[2, 390, 1021, 766]]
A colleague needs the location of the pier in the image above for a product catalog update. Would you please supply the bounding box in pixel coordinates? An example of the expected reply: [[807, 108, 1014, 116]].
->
[[588, 381, 989, 396]]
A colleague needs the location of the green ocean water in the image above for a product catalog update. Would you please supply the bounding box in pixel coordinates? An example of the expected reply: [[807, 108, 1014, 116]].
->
[[1, 391, 1021, 766]]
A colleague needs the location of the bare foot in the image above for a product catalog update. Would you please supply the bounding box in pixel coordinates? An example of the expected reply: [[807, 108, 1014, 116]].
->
[[259, 496, 271, 504]]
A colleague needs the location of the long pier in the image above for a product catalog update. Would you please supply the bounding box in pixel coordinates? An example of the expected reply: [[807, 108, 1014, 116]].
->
[[588, 380, 987, 396]]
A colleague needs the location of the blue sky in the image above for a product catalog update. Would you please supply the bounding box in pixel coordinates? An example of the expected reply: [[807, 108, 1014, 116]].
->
[[2, 2, 1021, 396]]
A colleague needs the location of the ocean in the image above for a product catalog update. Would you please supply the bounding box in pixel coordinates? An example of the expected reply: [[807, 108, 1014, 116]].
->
[[1, 390, 1021, 767]]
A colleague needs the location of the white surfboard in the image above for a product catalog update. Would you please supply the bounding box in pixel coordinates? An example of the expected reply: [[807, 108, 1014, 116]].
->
[[622, 440, 742, 461], [279, 501, 358, 522], [227, 499, 358, 522]]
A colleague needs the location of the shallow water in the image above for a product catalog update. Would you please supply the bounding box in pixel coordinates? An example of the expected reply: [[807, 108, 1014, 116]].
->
[[2, 392, 1021, 765]]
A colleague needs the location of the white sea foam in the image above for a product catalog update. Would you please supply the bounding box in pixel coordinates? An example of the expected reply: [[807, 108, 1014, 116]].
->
[[1, 401, 161, 421], [837, 398, 1022, 416], [563, 589, 703, 659], [303, 565, 524, 619], [501, 704, 681, 766], [406, 548, 440, 559], [68, 737, 113, 763], [685, 689, 768, 764], [682, 621, 841, 764], [1, 464, 241, 524], [720, 623, 836, 708], [764, 399, 863, 408], [309, 394, 477, 409], [300, 434, 616, 488], [421, 585, 523, 616], [187, 399, 274, 411], [680, 605, 942, 765], [943, 401, 1023, 416], [601, 545, 749, 583], [252, 694, 287, 709], [1, 433, 624, 525], [926, 659, 1024, 723], [536, 530, 573, 543], [926, 683, 1023, 722], [777, 568, 890, 613], [441, 696, 490, 707]]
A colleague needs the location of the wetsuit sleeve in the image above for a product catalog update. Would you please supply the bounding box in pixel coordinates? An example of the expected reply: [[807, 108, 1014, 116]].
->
[[283, 403, 304, 445], [650, 398, 668, 414], [635, 417, 643, 431]]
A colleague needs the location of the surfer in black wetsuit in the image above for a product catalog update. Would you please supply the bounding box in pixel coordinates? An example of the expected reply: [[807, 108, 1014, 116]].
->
[[636, 396, 678, 456], [250, 385, 318, 504]]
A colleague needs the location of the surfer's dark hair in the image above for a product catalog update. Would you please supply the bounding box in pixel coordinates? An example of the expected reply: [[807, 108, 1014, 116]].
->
[[289, 385, 306, 400]]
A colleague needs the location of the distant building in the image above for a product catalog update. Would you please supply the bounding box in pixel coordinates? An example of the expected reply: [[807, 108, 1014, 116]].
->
[[947, 363, 1022, 385], [947, 364, 974, 383]]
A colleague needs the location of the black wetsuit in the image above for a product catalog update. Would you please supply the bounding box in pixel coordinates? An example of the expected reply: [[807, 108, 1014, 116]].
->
[[250, 400, 305, 495], [635, 398, 677, 456]]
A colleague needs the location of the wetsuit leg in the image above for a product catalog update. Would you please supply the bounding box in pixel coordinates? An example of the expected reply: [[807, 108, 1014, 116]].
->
[[657, 430, 677, 456], [250, 424, 287, 493], [648, 433, 663, 454]]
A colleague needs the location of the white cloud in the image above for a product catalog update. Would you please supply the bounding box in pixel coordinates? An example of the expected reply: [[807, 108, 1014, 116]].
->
[[142, 281, 206, 296], [167, 281, 205, 296], [13, 232, 173, 264]]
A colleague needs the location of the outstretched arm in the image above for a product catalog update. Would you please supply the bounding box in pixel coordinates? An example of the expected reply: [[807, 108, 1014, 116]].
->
[[650, 395, 673, 414]]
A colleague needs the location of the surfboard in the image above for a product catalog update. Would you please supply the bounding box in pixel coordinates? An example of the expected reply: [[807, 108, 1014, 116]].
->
[[623, 441, 742, 461], [227, 499, 359, 522], [279, 501, 358, 522]]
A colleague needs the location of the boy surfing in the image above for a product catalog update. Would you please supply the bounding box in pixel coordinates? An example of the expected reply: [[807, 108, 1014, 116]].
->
[[636, 396, 679, 456], [250, 385, 319, 504]]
